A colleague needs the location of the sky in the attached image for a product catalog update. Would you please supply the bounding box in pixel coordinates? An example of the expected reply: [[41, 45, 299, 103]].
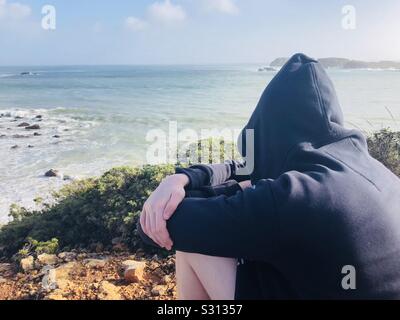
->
[[0, 0, 399, 65]]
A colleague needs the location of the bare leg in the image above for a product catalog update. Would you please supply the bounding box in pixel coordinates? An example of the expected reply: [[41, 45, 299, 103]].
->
[[176, 251, 210, 300], [176, 251, 237, 300]]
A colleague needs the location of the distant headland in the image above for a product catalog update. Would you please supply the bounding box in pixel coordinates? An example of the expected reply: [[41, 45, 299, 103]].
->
[[267, 57, 400, 70]]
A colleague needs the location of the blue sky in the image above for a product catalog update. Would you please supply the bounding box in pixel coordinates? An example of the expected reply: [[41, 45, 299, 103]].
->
[[0, 0, 399, 65]]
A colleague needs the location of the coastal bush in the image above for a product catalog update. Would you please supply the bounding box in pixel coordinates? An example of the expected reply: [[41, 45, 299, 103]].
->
[[0, 165, 175, 258], [367, 129, 400, 176], [0, 131, 399, 258]]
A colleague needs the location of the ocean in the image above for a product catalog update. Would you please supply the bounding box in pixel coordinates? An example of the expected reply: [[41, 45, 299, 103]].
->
[[0, 65, 399, 221]]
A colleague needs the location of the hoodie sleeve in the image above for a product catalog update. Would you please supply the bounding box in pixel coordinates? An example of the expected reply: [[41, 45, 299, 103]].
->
[[176, 160, 251, 190], [139, 179, 277, 260]]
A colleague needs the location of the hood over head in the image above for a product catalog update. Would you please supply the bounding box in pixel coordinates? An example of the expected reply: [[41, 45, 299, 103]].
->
[[239, 53, 362, 180]]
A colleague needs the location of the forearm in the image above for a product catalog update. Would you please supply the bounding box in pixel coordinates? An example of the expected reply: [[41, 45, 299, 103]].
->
[[176, 160, 252, 190]]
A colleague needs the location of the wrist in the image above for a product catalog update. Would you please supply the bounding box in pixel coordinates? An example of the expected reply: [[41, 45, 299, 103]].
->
[[176, 174, 190, 187], [166, 174, 189, 187]]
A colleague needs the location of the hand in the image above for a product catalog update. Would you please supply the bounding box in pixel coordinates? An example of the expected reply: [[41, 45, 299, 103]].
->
[[140, 174, 189, 250], [239, 180, 252, 191]]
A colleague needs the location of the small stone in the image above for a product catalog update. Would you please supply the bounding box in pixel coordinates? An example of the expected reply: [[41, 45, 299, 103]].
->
[[53, 135, 61, 138], [122, 260, 146, 283], [20, 256, 35, 272], [17, 122, 30, 127], [35, 115, 42, 119], [11, 145, 19, 149], [151, 285, 167, 296], [37, 253, 59, 266], [83, 259, 107, 269], [58, 252, 77, 262], [25, 124, 40, 130], [33, 132, 41, 136], [28, 145, 34, 148]]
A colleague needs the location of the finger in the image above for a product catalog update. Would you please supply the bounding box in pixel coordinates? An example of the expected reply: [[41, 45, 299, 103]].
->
[[146, 206, 159, 245], [140, 208, 148, 235], [163, 192, 183, 220], [147, 206, 164, 248], [156, 214, 173, 250], [153, 200, 169, 247]]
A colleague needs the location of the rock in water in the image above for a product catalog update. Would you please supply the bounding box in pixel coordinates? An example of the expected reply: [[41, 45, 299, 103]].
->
[[122, 260, 146, 283], [12, 134, 29, 139], [45, 169, 63, 179], [33, 132, 41, 136], [11, 145, 19, 149], [20, 256, 35, 272], [25, 124, 40, 130], [17, 122, 30, 127]]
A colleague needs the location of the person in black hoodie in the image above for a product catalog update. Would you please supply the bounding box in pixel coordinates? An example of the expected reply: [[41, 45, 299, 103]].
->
[[138, 53, 400, 300]]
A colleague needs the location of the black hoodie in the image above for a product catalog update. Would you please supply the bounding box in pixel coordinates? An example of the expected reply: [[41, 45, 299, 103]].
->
[[139, 54, 400, 299]]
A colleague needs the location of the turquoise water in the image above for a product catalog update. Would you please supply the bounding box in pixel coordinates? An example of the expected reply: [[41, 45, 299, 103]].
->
[[0, 65, 399, 221]]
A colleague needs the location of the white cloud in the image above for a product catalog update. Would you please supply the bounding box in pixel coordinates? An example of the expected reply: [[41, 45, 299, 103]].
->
[[125, 16, 147, 31], [0, 0, 31, 20], [204, 0, 239, 15], [148, 0, 186, 24]]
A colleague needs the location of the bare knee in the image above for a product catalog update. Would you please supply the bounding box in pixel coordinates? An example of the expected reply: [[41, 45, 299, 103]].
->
[[175, 251, 237, 300]]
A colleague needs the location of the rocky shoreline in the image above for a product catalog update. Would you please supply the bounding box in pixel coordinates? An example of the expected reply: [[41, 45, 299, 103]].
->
[[0, 111, 68, 153], [0, 249, 176, 300]]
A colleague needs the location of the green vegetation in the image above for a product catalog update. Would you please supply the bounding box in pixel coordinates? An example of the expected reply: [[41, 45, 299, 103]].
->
[[0, 165, 175, 258], [0, 131, 399, 259], [18, 238, 59, 257], [367, 129, 400, 177]]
